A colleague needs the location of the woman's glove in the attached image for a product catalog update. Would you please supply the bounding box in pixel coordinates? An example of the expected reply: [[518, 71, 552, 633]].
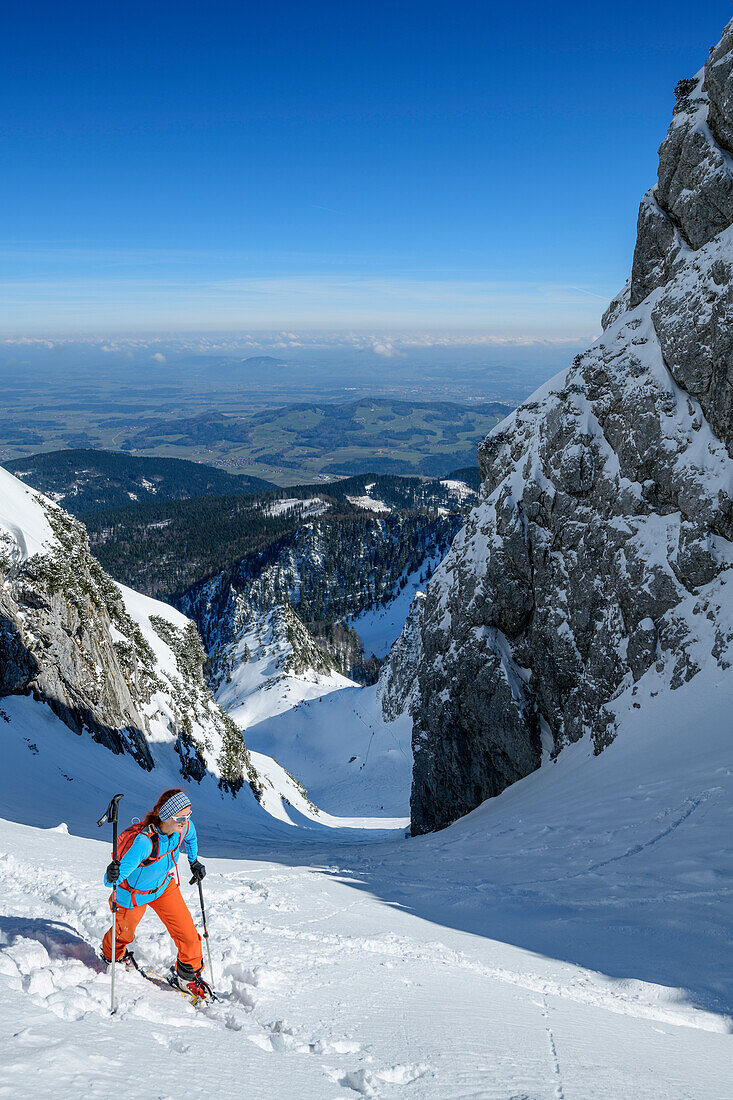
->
[[189, 859, 206, 884], [106, 859, 121, 884]]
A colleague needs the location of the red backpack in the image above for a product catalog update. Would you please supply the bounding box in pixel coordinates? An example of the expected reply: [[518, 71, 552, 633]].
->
[[113, 822, 161, 867]]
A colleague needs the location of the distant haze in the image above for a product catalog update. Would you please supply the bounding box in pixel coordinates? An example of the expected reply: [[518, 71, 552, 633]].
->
[[1, 330, 586, 408]]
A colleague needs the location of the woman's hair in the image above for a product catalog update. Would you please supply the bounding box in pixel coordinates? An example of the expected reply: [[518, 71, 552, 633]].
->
[[139, 788, 185, 831]]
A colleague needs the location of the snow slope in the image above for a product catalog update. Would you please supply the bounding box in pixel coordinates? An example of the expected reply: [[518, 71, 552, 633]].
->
[[439, 477, 477, 503], [0, 466, 55, 566], [240, 683, 413, 818], [1, 656, 732, 1098], [346, 494, 391, 513], [0, 694, 405, 841]]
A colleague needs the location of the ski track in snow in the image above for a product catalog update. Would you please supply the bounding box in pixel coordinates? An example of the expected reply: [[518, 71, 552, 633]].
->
[[2, 667, 733, 1099], [541, 992, 565, 1100]]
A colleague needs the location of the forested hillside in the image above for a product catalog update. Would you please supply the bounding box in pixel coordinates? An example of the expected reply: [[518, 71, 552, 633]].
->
[[182, 510, 460, 647], [82, 472, 476, 599], [6, 449, 273, 514]]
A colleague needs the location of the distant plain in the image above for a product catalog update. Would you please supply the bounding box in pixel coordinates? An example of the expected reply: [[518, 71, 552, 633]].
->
[[0, 340, 567, 482]]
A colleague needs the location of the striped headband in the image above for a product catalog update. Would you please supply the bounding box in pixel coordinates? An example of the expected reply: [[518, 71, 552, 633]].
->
[[158, 792, 192, 820]]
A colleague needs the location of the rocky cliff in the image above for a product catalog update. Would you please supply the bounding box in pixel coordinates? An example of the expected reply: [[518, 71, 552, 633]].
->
[[407, 20, 733, 834], [0, 466, 255, 792]]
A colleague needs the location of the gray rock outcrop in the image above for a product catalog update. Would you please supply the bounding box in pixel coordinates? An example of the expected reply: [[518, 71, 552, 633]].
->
[[407, 19, 733, 835], [0, 470, 254, 790]]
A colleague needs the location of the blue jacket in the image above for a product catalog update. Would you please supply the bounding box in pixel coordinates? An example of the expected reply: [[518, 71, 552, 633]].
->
[[105, 820, 198, 908]]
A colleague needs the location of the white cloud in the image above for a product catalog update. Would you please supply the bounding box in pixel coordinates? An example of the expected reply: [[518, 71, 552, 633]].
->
[[0, 328, 595, 362], [371, 340, 401, 357]]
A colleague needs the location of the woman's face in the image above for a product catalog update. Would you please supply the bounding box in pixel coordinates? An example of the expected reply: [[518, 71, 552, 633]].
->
[[160, 806, 192, 836]]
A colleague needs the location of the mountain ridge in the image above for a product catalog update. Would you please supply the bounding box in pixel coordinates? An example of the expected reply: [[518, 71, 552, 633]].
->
[[0, 465, 255, 792]]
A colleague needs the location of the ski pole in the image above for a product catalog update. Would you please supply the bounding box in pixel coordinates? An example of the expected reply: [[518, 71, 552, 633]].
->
[[97, 793, 124, 1015], [190, 873, 215, 989]]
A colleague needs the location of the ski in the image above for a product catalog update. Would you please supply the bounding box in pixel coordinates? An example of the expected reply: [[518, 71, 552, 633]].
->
[[135, 963, 217, 1006], [99, 948, 217, 1005]]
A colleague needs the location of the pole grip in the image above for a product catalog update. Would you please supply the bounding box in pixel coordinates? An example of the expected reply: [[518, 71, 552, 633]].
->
[[98, 793, 124, 841]]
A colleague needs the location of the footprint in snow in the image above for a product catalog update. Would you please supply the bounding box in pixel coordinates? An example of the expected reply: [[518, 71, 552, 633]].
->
[[151, 1031, 191, 1054], [327, 1062, 431, 1096], [224, 961, 281, 990], [247, 1019, 295, 1053], [303, 1038, 362, 1056], [229, 980, 255, 1008]]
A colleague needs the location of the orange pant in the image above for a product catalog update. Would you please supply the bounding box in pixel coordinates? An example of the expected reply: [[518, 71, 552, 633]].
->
[[102, 878, 203, 972]]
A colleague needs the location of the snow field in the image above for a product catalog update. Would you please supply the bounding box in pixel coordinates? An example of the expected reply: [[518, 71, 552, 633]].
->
[[249, 748, 409, 830], [214, 610, 353, 730], [242, 685, 412, 819], [345, 495, 391, 513], [438, 478, 477, 503], [2, 654, 733, 1097], [1, 811, 729, 1100], [0, 695, 407, 846]]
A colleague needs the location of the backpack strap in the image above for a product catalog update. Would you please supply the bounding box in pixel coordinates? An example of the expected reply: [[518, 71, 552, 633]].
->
[[140, 829, 160, 867]]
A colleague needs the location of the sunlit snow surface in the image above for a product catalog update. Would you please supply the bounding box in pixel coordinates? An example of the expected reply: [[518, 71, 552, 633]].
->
[[242, 684, 413, 819], [439, 477, 476, 502], [346, 494, 391, 513], [0, 465, 55, 565], [1, 659, 732, 1098]]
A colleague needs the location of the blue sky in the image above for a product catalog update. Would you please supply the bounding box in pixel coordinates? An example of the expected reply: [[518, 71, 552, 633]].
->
[[1, 0, 730, 336]]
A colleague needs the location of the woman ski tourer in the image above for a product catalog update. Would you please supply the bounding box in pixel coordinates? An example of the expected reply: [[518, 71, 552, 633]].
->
[[101, 787, 212, 1000]]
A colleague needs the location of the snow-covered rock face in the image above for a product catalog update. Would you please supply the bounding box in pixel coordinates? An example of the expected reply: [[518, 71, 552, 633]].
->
[[376, 592, 426, 722], [630, 34, 733, 449], [408, 21, 733, 835], [0, 466, 254, 791]]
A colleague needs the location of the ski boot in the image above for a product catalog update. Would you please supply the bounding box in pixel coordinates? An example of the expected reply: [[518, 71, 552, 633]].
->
[[168, 961, 215, 1002], [99, 947, 137, 970]]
